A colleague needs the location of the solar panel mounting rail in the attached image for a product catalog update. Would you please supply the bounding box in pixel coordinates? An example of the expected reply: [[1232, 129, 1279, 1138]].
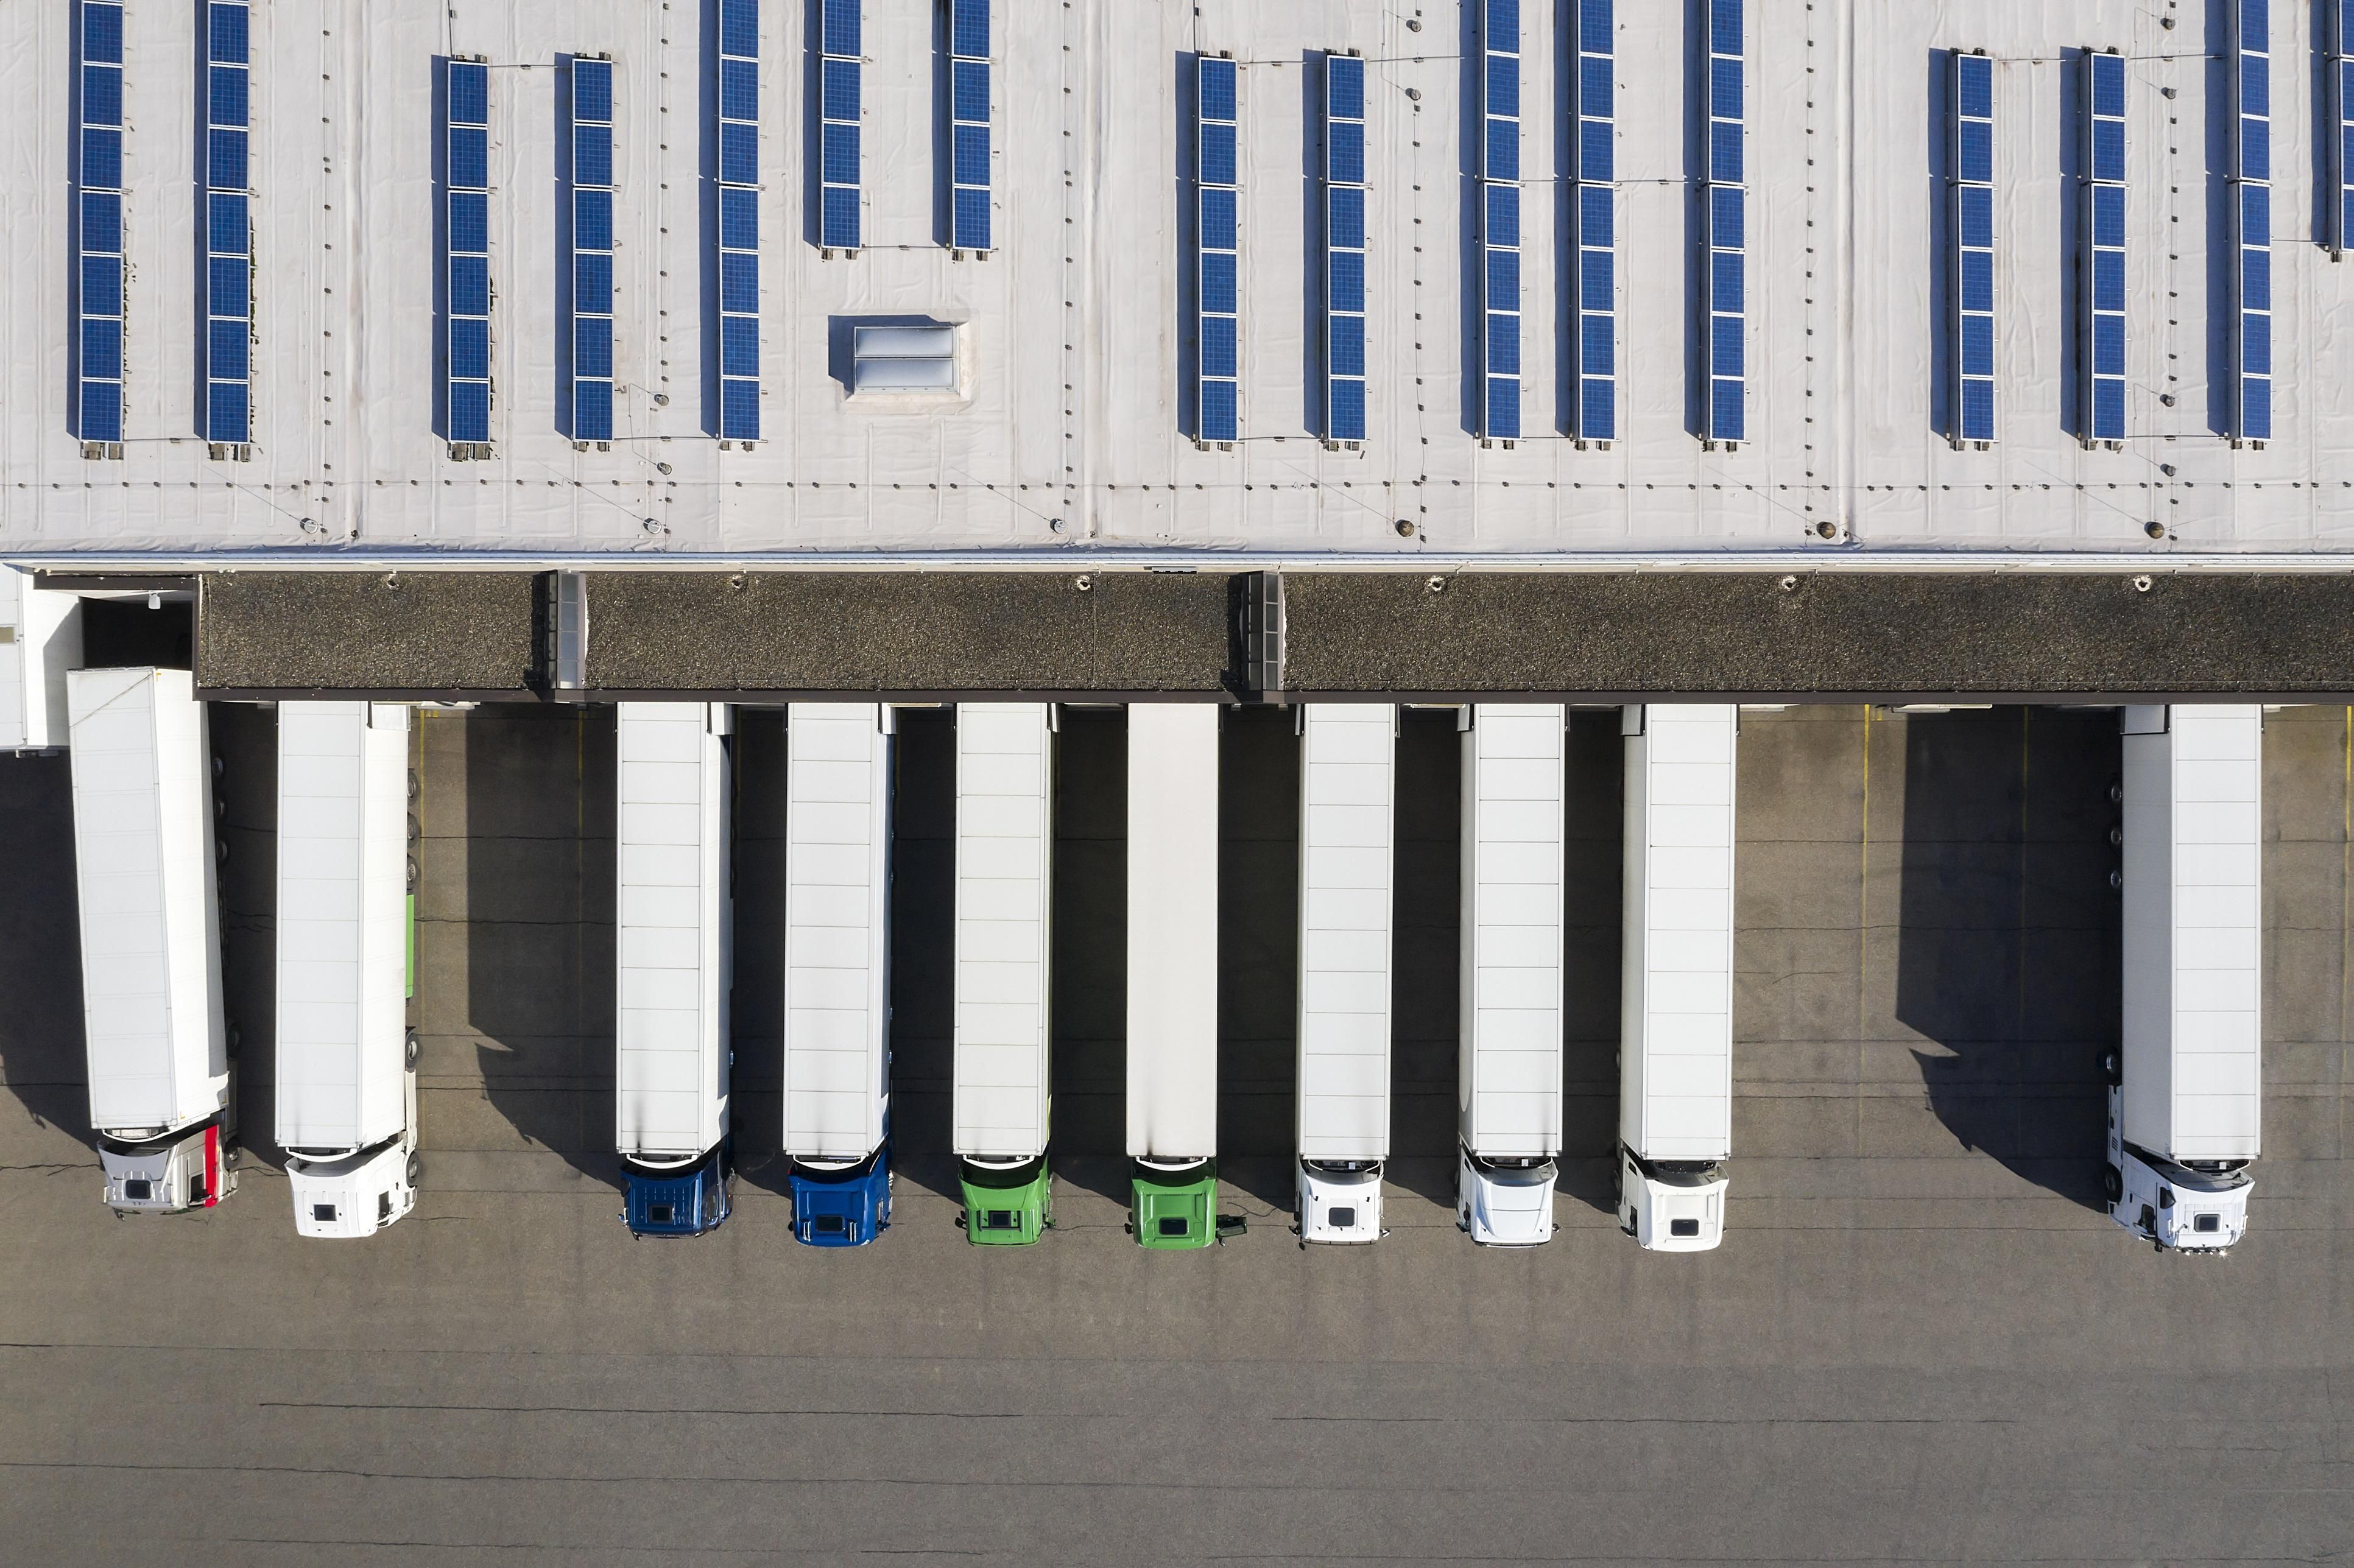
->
[[1950, 49, 1995, 450], [949, 0, 991, 255], [2081, 48, 2126, 449], [76, 0, 126, 459], [1572, 0, 1615, 448], [2334, 0, 2354, 261], [570, 56, 616, 448], [717, 0, 759, 443], [445, 57, 493, 459], [203, 1, 252, 459], [1196, 52, 1239, 447], [1478, 0, 1521, 445], [1324, 51, 1367, 448], [2228, 0, 2271, 447], [1702, 0, 1745, 450], [819, 0, 861, 253]]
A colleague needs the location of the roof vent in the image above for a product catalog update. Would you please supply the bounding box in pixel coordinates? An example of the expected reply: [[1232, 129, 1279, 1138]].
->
[[851, 325, 962, 396]]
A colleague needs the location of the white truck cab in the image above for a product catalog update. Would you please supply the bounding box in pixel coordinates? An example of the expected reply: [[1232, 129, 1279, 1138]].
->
[[1616, 705, 1737, 1253], [1455, 705, 1566, 1247], [2110, 705, 2262, 1254]]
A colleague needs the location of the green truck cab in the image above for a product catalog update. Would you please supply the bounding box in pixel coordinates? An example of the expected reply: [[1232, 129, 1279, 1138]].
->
[[960, 1155, 1051, 1245], [1131, 1158, 1218, 1250]]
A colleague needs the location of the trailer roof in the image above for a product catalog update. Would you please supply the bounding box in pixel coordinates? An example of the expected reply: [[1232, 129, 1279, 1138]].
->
[[783, 703, 892, 1161], [1297, 705, 1394, 1162], [1459, 703, 1564, 1158], [7, 2, 2349, 561], [952, 703, 1054, 1162]]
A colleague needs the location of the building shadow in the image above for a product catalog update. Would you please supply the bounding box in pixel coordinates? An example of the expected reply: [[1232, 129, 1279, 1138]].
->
[[1218, 705, 1301, 1213], [1895, 708, 2118, 1209], [1049, 707, 1129, 1204], [887, 706, 959, 1202], [1559, 708, 1624, 1215], [0, 752, 93, 1144], [464, 704, 619, 1189], [1389, 708, 1461, 1208]]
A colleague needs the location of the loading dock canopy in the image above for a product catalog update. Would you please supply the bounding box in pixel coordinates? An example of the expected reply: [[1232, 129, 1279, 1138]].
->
[[179, 569, 2354, 701]]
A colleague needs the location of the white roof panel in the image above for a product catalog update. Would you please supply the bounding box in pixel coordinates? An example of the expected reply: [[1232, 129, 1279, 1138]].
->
[[613, 701, 730, 1159], [9, 2, 2352, 561], [783, 703, 891, 1161]]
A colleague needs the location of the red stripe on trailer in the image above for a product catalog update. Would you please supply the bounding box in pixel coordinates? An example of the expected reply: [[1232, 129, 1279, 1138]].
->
[[203, 1125, 221, 1208]]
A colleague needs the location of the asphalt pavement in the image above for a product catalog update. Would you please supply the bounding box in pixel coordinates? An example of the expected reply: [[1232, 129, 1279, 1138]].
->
[[1, 701, 2347, 1566]]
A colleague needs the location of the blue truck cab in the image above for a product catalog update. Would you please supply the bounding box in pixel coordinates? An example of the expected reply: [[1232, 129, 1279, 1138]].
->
[[788, 1144, 892, 1246], [621, 1143, 733, 1237]]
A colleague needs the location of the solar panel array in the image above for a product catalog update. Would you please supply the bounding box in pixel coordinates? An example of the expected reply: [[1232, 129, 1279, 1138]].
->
[[819, 0, 861, 251], [570, 58, 616, 445], [1950, 50, 1995, 448], [1479, 0, 1521, 443], [1702, 0, 1745, 447], [77, 1, 126, 452], [717, 0, 759, 441], [445, 58, 493, 452], [1196, 54, 1239, 446], [203, 2, 252, 452], [1324, 52, 1367, 446], [2335, 0, 2354, 260], [2082, 49, 2126, 447], [949, 0, 991, 253], [2229, 0, 2271, 445], [1572, 0, 1615, 446]]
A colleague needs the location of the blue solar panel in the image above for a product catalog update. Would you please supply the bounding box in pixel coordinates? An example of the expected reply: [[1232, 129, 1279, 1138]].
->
[[1950, 51, 1996, 446], [2081, 51, 2126, 445], [719, 14, 761, 438], [569, 58, 616, 442], [2230, 1, 2271, 443], [2336, 11, 2354, 258], [207, 66, 245, 127], [950, 1, 992, 252], [1480, 1, 1521, 441], [445, 59, 493, 448], [76, 2, 128, 449], [1573, 0, 1615, 443], [819, 2, 861, 250], [1196, 55, 1239, 443], [1702, 0, 1744, 446], [207, 2, 245, 62], [1324, 52, 1368, 444]]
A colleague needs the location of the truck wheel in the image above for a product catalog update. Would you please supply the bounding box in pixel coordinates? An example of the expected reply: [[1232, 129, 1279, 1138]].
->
[[2102, 1165, 2123, 1203], [406, 1151, 422, 1186], [2099, 1048, 2121, 1086], [405, 1030, 420, 1068]]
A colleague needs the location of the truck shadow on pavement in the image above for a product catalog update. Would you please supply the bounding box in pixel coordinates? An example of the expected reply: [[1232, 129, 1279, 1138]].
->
[[462, 705, 626, 1193], [0, 752, 96, 1148], [1895, 709, 2119, 1212]]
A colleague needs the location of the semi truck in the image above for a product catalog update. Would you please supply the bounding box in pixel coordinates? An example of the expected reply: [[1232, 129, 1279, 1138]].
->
[[783, 702, 895, 1246], [1616, 704, 1736, 1252], [277, 701, 420, 1239], [1, 565, 82, 751], [953, 703, 1055, 1244], [67, 666, 237, 1213], [1456, 703, 1565, 1246], [1295, 703, 1396, 1244], [1127, 703, 1222, 1248], [2110, 704, 2263, 1252], [615, 701, 735, 1237]]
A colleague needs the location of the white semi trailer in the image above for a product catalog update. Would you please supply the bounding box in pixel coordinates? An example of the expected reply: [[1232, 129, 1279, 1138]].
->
[[1617, 704, 1736, 1252], [68, 666, 236, 1212], [2110, 705, 2263, 1252], [615, 702, 735, 1237], [1295, 703, 1395, 1245], [1, 566, 82, 751], [277, 701, 419, 1239], [1127, 703, 1222, 1248], [1456, 703, 1565, 1246], [953, 703, 1056, 1244], [783, 703, 896, 1247]]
